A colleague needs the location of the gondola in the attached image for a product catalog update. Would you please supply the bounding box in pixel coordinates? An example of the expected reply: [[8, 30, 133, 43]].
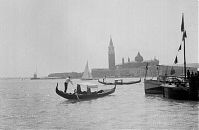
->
[[55, 83, 116, 100], [98, 78, 141, 85]]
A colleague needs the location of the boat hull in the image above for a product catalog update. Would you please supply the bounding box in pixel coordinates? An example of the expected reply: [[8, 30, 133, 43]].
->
[[144, 79, 162, 94], [162, 84, 189, 100], [161, 82, 199, 101]]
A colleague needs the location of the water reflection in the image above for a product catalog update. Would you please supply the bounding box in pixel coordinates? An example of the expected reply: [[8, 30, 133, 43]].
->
[[60, 100, 79, 104]]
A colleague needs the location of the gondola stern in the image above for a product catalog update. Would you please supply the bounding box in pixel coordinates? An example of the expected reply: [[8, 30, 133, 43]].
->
[[55, 84, 59, 94], [55, 83, 62, 96]]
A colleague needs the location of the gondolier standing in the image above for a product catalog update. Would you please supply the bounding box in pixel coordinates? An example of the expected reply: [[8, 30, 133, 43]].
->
[[64, 76, 73, 93]]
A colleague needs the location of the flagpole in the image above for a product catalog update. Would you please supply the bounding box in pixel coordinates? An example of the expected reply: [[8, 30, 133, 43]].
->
[[184, 37, 186, 79]]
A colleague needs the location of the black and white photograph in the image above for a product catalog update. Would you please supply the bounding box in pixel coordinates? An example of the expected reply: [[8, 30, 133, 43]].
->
[[0, 0, 198, 129]]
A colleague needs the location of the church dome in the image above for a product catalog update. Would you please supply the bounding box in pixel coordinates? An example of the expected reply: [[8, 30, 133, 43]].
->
[[135, 52, 143, 62]]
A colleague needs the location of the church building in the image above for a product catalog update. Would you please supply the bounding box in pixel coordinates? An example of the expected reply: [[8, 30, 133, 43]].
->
[[91, 37, 159, 78]]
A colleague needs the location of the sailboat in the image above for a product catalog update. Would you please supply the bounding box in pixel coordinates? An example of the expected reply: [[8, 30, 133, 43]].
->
[[161, 13, 199, 101], [81, 61, 93, 80]]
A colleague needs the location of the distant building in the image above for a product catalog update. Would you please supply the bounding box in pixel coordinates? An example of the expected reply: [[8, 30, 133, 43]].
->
[[92, 68, 115, 78], [135, 52, 143, 62], [92, 37, 116, 78], [108, 37, 115, 70], [115, 52, 159, 77], [48, 72, 82, 79], [116, 53, 159, 69], [92, 37, 159, 78]]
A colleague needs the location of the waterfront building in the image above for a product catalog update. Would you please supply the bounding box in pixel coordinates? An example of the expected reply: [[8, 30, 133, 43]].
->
[[115, 53, 159, 77]]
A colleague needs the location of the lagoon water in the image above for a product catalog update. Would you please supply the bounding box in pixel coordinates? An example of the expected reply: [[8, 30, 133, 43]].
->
[[0, 78, 198, 129]]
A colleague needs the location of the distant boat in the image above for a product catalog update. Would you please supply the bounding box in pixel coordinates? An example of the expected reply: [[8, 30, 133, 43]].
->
[[30, 67, 40, 80], [98, 78, 141, 85], [81, 62, 93, 80], [30, 72, 40, 80], [30, 73, 39, 80]]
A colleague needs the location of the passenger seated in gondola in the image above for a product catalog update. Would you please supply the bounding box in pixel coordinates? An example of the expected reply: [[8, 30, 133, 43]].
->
[[77, 84, 82, 94], [87, 87, 91, 95], [187, 70, 190, 80]]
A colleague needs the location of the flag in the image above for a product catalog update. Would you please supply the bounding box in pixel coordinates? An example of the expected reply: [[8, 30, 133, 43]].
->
[[181, 14, 184, 32], [174, 56, 178, 64], [178, 44, 181, 51], [170, 67, 175, 75], [146, 63, 148, 70], [182, 31, 187, 41]]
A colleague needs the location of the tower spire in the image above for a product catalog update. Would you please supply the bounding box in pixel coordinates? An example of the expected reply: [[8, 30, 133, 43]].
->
[[108, 36, 115, 70], [109, 35, 113, 46]]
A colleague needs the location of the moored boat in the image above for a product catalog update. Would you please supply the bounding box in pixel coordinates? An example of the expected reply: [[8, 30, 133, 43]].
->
[[161, 77, 199, 101], [55, 82, 116, 100], [144, 79, 162, 94], [161, 13, 199, 101], [144, 75, 177, 94], [144, 64, 166, 94]]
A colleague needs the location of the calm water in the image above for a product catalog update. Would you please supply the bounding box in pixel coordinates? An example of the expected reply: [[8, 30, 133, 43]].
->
[[0, 78, 198, 130]]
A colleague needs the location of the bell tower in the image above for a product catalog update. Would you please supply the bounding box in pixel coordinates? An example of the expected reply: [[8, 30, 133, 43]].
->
[[108, 37, 115, 70]]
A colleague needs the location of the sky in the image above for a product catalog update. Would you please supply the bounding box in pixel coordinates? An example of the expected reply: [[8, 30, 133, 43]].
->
[[0, 0, 198, 77]]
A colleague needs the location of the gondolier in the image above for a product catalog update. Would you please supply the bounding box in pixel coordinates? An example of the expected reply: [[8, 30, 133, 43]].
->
[[64, 76, 73, 93]]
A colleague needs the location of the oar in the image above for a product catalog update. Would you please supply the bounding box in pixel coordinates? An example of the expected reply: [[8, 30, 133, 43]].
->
[[75, 91, 80, 101]]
